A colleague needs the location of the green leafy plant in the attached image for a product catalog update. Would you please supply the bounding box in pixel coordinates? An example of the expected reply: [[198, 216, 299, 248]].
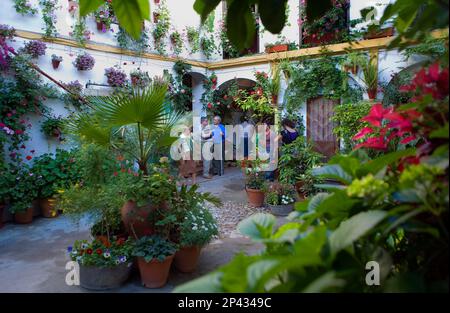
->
[[200, 35, 216, 59], [152, 1, 171, 55], [266, 183, 296, 206], [70, 17, 91, 47], [13, 0, 37, 15], [8, 165, 38, 213], [41, 116, 64, 140], [331, 101, 372, 152], [132, 235, 177, 262], [170, 30, 183, 56], [40, 0, 59, 38], [243, 160, 268, 191], [186, 26, 200, 54], [361, 59, 379, 96]]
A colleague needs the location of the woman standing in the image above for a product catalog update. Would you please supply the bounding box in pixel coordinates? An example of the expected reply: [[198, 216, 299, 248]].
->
[[280, 119, 299, 145], [178, 126, 197, 185]]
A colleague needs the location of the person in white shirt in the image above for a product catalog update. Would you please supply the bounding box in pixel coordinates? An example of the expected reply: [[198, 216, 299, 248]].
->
[[200, 117, 213, 179]]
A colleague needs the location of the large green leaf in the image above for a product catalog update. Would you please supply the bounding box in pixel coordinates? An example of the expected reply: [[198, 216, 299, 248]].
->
[[258, 0, 288, 34], [247, 259, 281, 291], [329, 210, 387, 255], [112, 0, 150, 40], [312, 164, 353, 185], [237, 213, 276, 241], [79, 0, 104, 16], [226, 0, 256, 50], [357, 149, 416, 177], [302, 271, 346, 293], [193, 0, 221, 23]]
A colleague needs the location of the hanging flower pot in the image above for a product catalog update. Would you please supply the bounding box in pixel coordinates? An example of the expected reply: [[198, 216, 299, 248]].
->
[[154, 0, 161, 4], [265, 44, 288, 54], [363, 27, 395, 40], [153, 12, 160, 23], [96, 21, 105, 31], [271, 94, 279, 104]]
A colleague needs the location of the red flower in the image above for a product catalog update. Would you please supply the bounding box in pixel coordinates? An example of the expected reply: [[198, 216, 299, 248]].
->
[[354, 136, 387, 151], [362, 104, 391, 127], [86, 249, 93, 255], [113, 172, 118, 177], [207, 103, 213, 109], [26, 155, 32, 160], [15, 129, 24, 135], [96, 249, 103, 255], [353, 127, 373, 140]]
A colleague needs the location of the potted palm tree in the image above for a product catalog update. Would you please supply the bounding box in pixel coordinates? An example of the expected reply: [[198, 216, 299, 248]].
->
[[132, 235, 178, 288], [68, 79, 183, 237]]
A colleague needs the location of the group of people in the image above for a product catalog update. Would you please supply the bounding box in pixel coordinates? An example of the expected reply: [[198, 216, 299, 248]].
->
[[177, 115, 299, 185]]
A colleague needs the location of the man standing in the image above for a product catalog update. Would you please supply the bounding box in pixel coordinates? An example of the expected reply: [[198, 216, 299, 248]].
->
[[201, 117, 213, 179], [212, 115, 226, 176]]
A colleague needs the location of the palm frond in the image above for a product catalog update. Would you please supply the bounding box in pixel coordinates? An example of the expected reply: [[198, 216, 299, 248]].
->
[[64, 113, 111, 147]]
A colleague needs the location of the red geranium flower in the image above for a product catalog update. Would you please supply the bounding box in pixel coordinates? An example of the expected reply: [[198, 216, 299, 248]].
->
[[86, 249, 93, 255], [26, 155, 32, 160], [96, 249, 103, 255]]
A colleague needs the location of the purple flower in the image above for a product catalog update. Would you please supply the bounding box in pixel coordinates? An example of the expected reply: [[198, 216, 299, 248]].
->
[[73, 53, 95, 71], [24, 40, 46, 58], [105, 67, 127, 87], [67, 246, 73, 253]]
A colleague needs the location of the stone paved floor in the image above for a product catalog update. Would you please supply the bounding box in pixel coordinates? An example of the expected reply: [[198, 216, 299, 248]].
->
[[0, 167, 274, 293]]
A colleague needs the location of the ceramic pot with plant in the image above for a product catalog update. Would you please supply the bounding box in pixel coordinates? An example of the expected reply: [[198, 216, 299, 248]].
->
[[174, 203, 219, 273], [51, 54, 63, 69], [130, 69, 151, 88], [23, 40, 46, 58], [41, 116, 64, 140], [132, 235, 178, 288], [68, 238, 133, 290], [266, 183, 296, 216], [243, 161, 267, 208], [73, 53, 95, 71], [362, 59, 379, 100]]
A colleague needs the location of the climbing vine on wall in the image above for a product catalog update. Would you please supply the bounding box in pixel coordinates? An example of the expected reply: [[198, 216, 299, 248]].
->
[[168, 61, 192, 112], [152, 1, 171, 55], [13, 0, 37, 16], [40, 0, 59, 38]]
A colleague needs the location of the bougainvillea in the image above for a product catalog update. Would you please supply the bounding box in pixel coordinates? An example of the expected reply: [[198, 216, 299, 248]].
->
[[73, 53, 95, 71]]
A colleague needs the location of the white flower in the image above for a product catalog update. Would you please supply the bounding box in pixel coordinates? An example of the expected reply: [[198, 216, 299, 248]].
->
[[103, 252, 111, 258], [192, 226, 198, 231], [81, 243, 88, 249]]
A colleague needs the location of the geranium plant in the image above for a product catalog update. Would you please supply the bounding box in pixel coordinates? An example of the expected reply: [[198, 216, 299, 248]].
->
[[73, 53, 95, 71], [41, 116, 64, 140], [266, 183, 296, 206], [94, 2, 115, 33], [178, 204, 218, 247], [130, 68, 151, 88], [13, 0, 37, 15], [170, 30, 183, 56], [132, 235, 177, 262]]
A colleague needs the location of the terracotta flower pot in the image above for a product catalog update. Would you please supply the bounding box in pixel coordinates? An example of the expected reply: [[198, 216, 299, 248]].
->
[[137, 255, 174, 288], [14, 207, 33, 224], [295, 181, 306, 199], [96, 21, 105, 31], [40, 198, 58, 218], [367, 89, 377, 100], [0, 204, 5, 229], [246, 188, 265, 208], [363, 27, 395, 40], [52, 59, 61, 69], [265, 44, 288, 54], [271, 95, 279, 104], [121, 200, 157, 238], [153, 12, 160, 23], [174, 246, 201, 273], [79, 263, 132, 290]]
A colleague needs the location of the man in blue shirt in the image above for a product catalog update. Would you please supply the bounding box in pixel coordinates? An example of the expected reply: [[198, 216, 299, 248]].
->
[[212, 116, 225, 176]]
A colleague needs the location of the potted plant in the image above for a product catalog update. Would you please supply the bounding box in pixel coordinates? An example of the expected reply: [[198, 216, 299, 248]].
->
[[104, 67, 127, 87], [94, 3, 114, 33], [41, 116, 64, 140], [170, 185, 220, 273], [268, 64, 281, 104], [0, 164, 13, 228], [23, 40, 46, 58], [170, 30, 183, 56], [132, 235, 178, 288], [73, 53, 95, 71], [130, 68, 151, 87], [51, 54, 63, 69], [342, 52, 366, 75], [243, 160, 267, 208], [68, 237, 134, 290], [32, 150, 79, 218], [362, 60, 379, 100], [361, 7, 395, 40], [9, 166, 38, 224], [266, 183, 296, 216]]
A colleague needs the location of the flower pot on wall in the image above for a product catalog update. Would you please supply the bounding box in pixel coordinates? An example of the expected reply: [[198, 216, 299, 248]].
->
[[174, 246, 201, 273], [363, 27, 395, 40], [246, 188, 265, 208], [153, 12, 160, 23], [96, 21, 105, 31], [271, 95, 279, 104], [52, 59, 61, 69], [79, 263, 132, 290], [265, 44, 288, 54], [14, 207, 33, 224], [40, 198, 58, 218], [137, 255, 174, 288]]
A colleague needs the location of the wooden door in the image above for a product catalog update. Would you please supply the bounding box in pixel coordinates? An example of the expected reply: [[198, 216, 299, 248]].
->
[[307, 97, 339, 159]]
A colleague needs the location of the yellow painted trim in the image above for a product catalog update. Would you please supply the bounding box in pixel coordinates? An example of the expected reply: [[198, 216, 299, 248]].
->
[[14, 29, 448, 71], [14, 30, 209, 68]]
